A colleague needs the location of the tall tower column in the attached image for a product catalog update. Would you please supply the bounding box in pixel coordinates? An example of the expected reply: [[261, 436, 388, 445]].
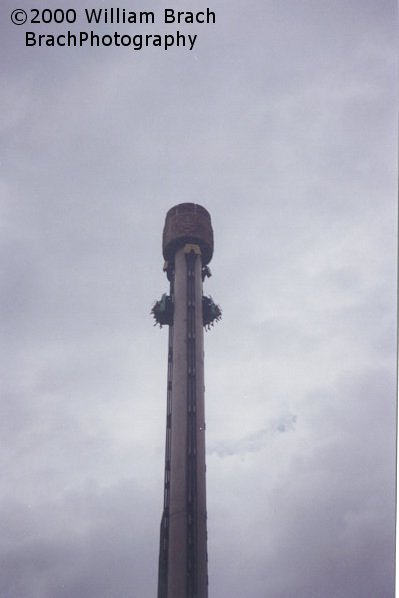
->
[[153, 204, 220, 598], [167, 244, 207, 597]]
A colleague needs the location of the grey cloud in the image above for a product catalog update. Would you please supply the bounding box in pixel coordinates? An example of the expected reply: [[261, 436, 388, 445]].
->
[[207, 368, 395, 597], [1, 0, 395, 596], [208, 413, 297, 457], [0, 481, 158, 598]]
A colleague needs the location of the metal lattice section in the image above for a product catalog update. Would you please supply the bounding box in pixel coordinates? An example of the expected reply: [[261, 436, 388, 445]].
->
[[186, 251, 198, 597]]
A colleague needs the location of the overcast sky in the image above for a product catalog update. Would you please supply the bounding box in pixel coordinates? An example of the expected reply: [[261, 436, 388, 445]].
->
[[1, 1, 397, 597]]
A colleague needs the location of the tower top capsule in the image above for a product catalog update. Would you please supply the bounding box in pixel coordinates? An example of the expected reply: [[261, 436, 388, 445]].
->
[[162, 203, 214, 265]]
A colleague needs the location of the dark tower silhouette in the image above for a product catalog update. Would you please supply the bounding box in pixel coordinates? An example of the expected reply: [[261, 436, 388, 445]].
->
[[152, 204, 220, 598]]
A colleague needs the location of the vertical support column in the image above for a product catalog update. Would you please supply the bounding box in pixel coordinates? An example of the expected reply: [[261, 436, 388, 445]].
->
[[157, 275, 174, 598], [193, 252, 208, 598], [166, 245, 208, 598], [167, 246, 188, 598], [186, 249, 198, 596], [186, 246, 208, 598]]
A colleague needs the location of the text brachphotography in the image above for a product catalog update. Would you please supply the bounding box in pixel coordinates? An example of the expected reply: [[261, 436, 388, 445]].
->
[[26, 30, 198, 51]]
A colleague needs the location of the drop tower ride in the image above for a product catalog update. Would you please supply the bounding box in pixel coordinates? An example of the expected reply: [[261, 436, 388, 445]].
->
[[152, 204, 221, 598]]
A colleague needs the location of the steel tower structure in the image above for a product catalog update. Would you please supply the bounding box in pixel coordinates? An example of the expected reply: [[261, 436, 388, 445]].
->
[[152, 204, 220, 598]]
